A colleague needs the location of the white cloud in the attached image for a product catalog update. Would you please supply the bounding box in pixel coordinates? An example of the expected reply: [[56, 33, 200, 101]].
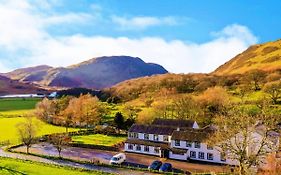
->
[[0, 0, 258, 74], [23, 24, 257, 73], [111, 16, 179, 30], [44, 13, 94, 25]]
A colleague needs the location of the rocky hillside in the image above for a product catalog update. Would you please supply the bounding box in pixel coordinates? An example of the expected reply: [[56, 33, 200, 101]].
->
[[213, 39, 281, 75], [3, 56, 168, 89]]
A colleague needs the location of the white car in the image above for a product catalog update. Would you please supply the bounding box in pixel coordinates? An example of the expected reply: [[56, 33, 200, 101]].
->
[[109, 153, 126, 165]]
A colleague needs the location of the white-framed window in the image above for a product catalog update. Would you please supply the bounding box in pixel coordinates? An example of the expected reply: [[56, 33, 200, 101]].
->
[[128, 144, 133, 150], [175, 140, 180, 146], [207, 153, 213, 160], [207, 145, 213, 150], [144, 146, 149, 152], [153, 134, 159, 141], [154, 147, 159, 154], [190, 151, 196, 158], [194, 141, 201, 148], [136, 145, 141, 151], [198, 152, 205, 159], [163, 135, 169, 142], [221, 152, 226, 162], [186, 141, 192, 147], [144, 134, 149, 140]]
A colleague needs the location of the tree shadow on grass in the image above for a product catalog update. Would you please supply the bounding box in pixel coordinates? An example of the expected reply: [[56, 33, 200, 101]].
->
[[0, 166, 27, 175]]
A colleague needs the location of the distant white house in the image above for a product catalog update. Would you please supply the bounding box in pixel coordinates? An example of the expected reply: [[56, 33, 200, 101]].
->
[[124, 118, 279, 166]]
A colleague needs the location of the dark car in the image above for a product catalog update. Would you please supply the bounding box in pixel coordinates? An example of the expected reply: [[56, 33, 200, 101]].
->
[[159, 163, 172, 172], [148, 160, 162, 170]]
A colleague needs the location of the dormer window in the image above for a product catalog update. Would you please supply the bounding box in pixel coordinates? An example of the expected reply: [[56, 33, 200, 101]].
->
[[144, 133, 149, 140], [153, 134, 159, 141], [186, 141, 192, 147], [175, 140, 180, 146], [128, 132, 134, 138], [128, 132, 138, 138], [207, 145, 213, 150], [194, 141, 201, 148], [163, 135, 169, 142]]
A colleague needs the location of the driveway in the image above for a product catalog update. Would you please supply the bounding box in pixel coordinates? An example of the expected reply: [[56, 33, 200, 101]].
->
[[14, 143, 229, 173], [0, 146, 158, 175]]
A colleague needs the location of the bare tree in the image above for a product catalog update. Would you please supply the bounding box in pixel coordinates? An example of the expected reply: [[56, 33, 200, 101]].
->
[[17, 117, 38, 154], [49, 133, 71, 158], [211, 109, 279, 175]]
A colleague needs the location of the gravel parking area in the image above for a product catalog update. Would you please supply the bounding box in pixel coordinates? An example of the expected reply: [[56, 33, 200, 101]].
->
[[13, 143, 230, 173]]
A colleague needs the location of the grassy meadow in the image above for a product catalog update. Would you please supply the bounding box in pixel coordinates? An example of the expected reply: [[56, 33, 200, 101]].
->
[[0, 98, 78, 144], [0, 157, 110, 175], [71, 134, 126, 146]]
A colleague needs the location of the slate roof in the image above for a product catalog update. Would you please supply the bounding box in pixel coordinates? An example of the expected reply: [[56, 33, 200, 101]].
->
[[152, 118, 195, 128], [128, 124, 176, 135], [171, 125, 216, 142]]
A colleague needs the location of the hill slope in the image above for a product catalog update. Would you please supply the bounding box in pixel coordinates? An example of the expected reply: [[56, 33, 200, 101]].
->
[[3, 56, 168, 89], [213, 39, 281, 75], [0, 75, 47, 95], [2, 65, 53, 82]]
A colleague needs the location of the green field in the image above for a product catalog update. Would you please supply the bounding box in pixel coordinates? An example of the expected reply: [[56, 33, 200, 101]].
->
[[0, 98, 40, 111], [0, 157, 110, 175], [0, 117, 78, 144], [0, 98, 41, 118], [0, 98, 78, 144], [71, 134, 126, 146]]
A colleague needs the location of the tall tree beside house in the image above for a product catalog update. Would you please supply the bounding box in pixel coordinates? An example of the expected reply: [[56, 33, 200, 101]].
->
[[173, 95, 200, 121], [196, 86, 231, 124], [136, 108, 157, 124], [211, 105, 279, 175], [114, 112, 125, 130], [17, 117, 38, 154]]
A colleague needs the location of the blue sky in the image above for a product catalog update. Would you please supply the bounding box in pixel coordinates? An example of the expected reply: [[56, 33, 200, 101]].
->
[[0, 0, 280, 73]]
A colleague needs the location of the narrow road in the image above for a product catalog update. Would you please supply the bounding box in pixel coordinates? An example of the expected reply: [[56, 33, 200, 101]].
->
[[0, 148, 157, 175]]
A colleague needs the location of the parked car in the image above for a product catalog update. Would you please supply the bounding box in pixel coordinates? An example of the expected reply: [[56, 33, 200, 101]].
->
[[148, 160, 162, 170], [109, 153, 126, 165], [159, 163, 172, 172]]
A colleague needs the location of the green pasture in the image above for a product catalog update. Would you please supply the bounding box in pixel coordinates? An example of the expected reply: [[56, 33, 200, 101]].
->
[[0, 98, 40, 111], [0, 117, 78, 144], [0, 98, 78, 144], [0, 98, 40, 118], [71, 134, 126, 146], [0, 157, 110, 175]]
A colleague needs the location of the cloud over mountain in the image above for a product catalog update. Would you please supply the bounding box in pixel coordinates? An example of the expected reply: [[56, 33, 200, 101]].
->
[[0, 0, 258, 73]]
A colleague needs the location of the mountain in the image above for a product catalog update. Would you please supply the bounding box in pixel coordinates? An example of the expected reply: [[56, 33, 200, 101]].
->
[[213, 39, 281, 75], [0, 75, 48, 95], [3, 56, 168, 89], [1, 65, 53, 82]]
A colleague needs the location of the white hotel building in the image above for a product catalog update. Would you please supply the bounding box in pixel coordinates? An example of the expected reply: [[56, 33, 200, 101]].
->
[[124, 118, 278, 165]]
